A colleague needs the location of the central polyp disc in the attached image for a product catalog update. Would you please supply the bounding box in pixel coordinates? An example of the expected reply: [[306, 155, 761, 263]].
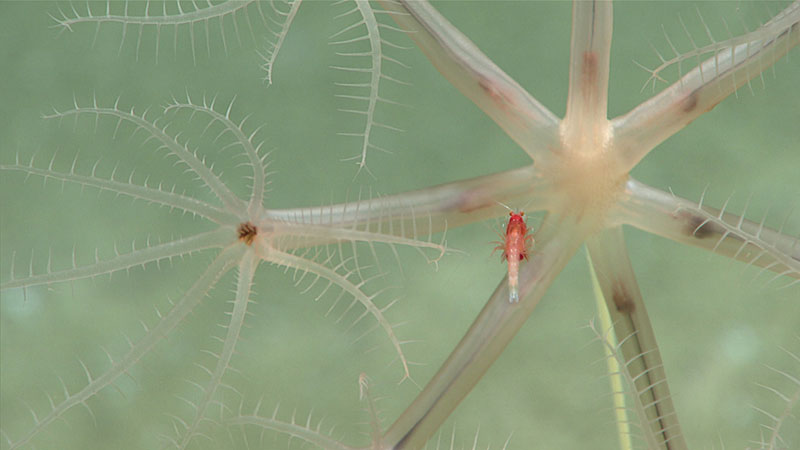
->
[[550, 129, 628, 221]]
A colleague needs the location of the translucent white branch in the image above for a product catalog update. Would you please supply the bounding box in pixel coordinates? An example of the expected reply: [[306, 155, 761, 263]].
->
[[382, 215, 589, 449], [262, 245, 413, 382], [45, 103, 247, 213], [331, 0, 393, 171], [55, 0, 257, 29], [226, 402, 358, 450], [586, 227, 687, 450], [164, 98, 269, 217], [52, 0, 267, 62], [612, 3, 800, 171], [359, 373, 384, 447], [260, 0, 302, 85], [269, 221, 448, 267], [2, 228, 234, 291], [377, 0, 561, 163], [586, 262, 634, 450], [262, 164, 550, 238], [563, 1, 613, 133], [7, 245, 244, 449], [613, 179, 800, 282], [0, 162, 235, 224], [177, 252, 258, 448]]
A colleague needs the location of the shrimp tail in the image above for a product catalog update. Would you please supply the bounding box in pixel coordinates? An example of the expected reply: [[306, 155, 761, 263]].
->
[[507, 253, 521, 303], [509, 285, 519, 303]]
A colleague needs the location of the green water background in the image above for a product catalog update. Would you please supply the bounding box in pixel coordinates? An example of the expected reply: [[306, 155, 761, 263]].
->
[[1, 1, 798, 449]]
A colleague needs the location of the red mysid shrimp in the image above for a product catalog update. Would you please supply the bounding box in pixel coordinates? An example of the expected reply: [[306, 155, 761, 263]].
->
[[493, 211, 534, 302]]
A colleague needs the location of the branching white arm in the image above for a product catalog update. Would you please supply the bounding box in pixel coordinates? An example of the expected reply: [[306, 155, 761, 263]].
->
[[263, 164, 550, 237], [7, 245, 244, 449], [377, 0, 561, 163], [587, 227, 687, 450], [2, 228, 234, 290], [613, 178, 800, 283], [612, 3, 800, 171], [176, 252, 258, 448], [382, 215, 588, 449], [45, 103, 247, 213], [563, 1, 613, 135], [0, 162, 235, 224]]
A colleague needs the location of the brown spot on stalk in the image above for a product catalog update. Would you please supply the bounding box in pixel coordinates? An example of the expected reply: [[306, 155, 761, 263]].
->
[[581, 51, 598, 101], [681, 89, 721, 116], [683, 213, 717, 239], [612, 282, 635, 313], [238, 221, 257, 245], [456, 189, 492, 214], [478, 77, 511, 109], [681, 91, 699, 113]]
